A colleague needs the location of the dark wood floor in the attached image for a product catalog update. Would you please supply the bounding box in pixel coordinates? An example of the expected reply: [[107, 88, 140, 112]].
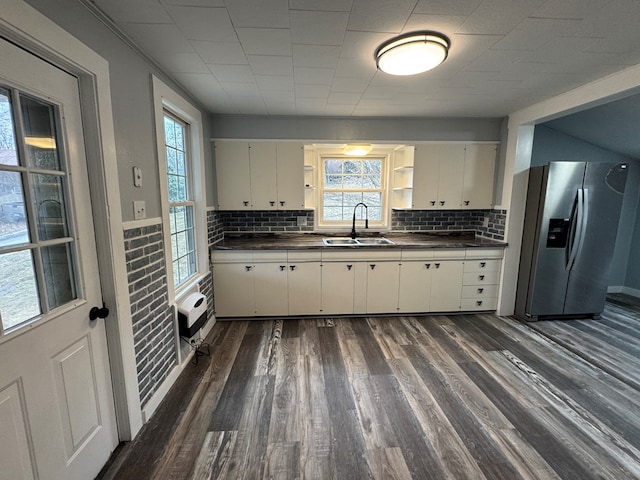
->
[[100, 297, 640, 480]]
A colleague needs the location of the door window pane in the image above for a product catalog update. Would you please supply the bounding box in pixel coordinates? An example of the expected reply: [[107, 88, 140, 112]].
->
[[0, 84, 81, 334], [0, 171, 29, 245], [0, 89, 18, 166], [41, 243, 76, 309], [20, 95, 61, 170], [32, 173, 68, 240], [0, 249, 41, 330]]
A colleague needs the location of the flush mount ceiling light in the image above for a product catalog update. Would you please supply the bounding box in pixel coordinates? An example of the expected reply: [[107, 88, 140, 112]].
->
[[375, 32, 450, 76], [343, 144, 373, 156]]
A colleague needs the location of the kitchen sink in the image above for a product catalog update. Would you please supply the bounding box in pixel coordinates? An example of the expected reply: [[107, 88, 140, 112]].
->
[[322, 237, 395, 246], [355, 237, 395, 245]]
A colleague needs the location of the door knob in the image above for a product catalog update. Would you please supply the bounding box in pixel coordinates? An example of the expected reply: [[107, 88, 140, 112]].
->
[[89, 303, 109, 321]]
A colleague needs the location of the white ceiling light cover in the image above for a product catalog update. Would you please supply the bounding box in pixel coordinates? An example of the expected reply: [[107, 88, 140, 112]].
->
[[376, 32, 450, 76]]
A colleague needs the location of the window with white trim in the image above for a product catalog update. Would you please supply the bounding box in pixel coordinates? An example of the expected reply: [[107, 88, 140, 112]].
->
[[153, 76, 206, 299], [318, 156, 387, 228], [163, 112, 196, 287]]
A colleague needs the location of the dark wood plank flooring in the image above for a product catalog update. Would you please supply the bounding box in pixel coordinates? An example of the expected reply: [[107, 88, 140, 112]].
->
[[99, 299, 640, 479]]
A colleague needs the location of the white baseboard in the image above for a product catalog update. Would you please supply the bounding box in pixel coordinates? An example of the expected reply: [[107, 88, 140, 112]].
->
[[608, 285, 640, 298]]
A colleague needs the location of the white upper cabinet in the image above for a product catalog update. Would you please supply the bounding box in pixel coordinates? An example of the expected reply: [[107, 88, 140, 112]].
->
[[249, 142, 278, 210], [462, 144, 496, 210], [215, 141, 252, 210], [402, 143, 497, 210], [215, 140, 305, 210], [276, 142, 305, 209]]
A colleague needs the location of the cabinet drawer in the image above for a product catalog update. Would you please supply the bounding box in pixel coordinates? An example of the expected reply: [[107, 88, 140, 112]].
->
[[461, 284, 499, 299], [465, 248, 504, 260], [464, 259, 501, 273], [463, 270, 500, 285], [461, 297, 497, 311], [211, 250, 253, 263]]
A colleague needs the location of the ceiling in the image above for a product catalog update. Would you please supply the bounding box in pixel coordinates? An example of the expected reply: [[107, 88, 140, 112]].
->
[[542, 92, 640, 158], [89, 0, 640, 118]]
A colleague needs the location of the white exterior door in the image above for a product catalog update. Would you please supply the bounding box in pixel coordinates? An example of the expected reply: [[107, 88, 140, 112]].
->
[[0, 38, 118, 480]]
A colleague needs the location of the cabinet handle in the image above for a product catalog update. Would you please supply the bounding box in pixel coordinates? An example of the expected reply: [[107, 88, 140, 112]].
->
[[439, 201, 445, 206], [477, 288, 484, 294], [347, 264, 353, 270], [476, 300, 483, 306], [370, 264, 376, 270], [279, 265, 286, 271], [434, 263, 440, 269], [280, 201, 286, 206], [245, 265, 252, 271], [464, 200, 470, 206], [270, 201, 275, 206], [425, 263, 431, 269], [430, 201, 436, 206], [478, 275, 485, 281], [480, 262, 486, 268], [290, 265, 296, 271], [243, 201, 249, 206]]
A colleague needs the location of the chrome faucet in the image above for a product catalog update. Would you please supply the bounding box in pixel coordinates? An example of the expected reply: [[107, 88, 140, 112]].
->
[[350, 202, 368, 239]]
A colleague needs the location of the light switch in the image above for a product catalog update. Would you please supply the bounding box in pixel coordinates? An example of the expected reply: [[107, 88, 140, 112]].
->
[[133, 200, 146, 220], [133, 166, 142, 187]]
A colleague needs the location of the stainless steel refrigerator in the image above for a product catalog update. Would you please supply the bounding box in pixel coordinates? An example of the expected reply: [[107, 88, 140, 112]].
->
[[515, 161, 628, 321]]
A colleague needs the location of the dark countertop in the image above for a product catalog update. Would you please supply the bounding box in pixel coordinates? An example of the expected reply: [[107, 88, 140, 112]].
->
[[211, 231, 507, 251]]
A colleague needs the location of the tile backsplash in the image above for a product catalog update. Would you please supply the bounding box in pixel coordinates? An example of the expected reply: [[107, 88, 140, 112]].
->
[[211, 208, 505, 240]]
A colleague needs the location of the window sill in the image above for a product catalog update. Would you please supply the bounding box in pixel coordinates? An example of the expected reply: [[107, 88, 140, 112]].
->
[[174, 272, 208, 305]]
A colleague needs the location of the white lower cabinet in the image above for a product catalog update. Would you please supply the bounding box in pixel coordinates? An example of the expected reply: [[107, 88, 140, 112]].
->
[[321, 251, 356, 314], [398, 250, 434, 313], [364, 252, 401, 314], [212, 247, 503, 317], [288, 251, 322, 315], [253, 252, 289, 316], [211, 251, 255, 317]]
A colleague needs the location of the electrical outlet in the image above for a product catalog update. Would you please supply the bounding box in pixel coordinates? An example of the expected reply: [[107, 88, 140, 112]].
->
[[297, 216, 307, 226], [133, 201, 146, 220], [482, 217, 489, 227]]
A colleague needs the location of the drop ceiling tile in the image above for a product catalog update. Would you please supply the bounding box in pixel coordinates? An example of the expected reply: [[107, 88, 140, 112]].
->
[[94, 0, 172, 23], [331, 77, 368, 93], [289, 0, 353, 11], [340, 31, 389, 60], [293, 45, 341, 68], [161, 0, 224, 6], [491, 17, 582, 52], [226, 0, 290, 28], [296, 98, 327, 109], [124, 24, 195, 55], [531, 0, 608, 20], [236, 28, 292, 56], [347, 0, 417, 33], [164, 6, 236, 42], [403, 13, 468, 35], [211, 65, 255, 83], [446, 33, 504, 64], [290, 11, 348, 46], [328, 92, 361, 105], [294, 67, 335, 84], [465, 49, 522, 73], [191, 41, 247, 65], [334, 57, 377, 79], [255, 75, 294, 91], [221, 82, 260, 96], [295, 84, 331, 98], [163, 53, 211, 73], [458, 0, 545, 35], [414, 0, 482, 16], [247, 55, 294, 75]]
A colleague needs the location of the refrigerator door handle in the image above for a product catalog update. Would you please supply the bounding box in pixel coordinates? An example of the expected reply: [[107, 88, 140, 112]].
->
[[566, 188, 585, 271], [574, 188, 589, 264]]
